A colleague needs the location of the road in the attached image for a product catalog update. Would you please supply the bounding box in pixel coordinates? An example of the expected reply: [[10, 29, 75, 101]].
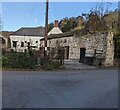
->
[[2, 68, 118, 108]]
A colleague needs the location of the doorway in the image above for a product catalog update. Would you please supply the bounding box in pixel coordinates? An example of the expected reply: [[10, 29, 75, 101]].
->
[[64, 46, 69, 59], [80, 48, 86, 63]]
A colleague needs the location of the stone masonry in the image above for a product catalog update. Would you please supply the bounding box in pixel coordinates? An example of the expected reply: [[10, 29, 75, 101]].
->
[[40, 30, 114, 67]]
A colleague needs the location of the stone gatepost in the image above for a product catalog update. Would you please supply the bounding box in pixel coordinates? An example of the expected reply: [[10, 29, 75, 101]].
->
[[104, 31, 114, 66]]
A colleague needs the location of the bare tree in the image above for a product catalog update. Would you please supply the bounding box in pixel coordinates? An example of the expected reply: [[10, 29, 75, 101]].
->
[[91, 1, 109, 18]]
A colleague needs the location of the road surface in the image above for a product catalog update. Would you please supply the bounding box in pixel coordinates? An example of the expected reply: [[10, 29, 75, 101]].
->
[[2, 68, 118, 108]]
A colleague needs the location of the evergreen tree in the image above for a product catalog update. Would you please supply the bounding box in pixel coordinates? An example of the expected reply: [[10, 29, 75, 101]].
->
[[62, 20, 72, 32], [48, 23, 54, 32]]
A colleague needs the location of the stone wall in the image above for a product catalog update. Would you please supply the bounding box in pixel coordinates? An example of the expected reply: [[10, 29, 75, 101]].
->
[[104, 32, 114, 66], [75, 32, 108, 57], [40, 36, 75, 59], [40, 31, 114, 66], [74, 31, 114, 66]]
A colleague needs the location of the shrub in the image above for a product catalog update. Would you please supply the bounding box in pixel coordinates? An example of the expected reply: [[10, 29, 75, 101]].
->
[[41, 58, 60, 70], [2, 52, 61, 70], [2, 52, 36, 69]]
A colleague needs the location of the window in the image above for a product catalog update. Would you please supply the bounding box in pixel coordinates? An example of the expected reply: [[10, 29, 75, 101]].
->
[[36, 41, 38, 43], [49, 41, 51, 43], [27, 42, 30, 47], [25, 49, 27, 52], [13, 41, 17, 47], [56, 40, 58, 44], [25, 41, 27, 43], [64, 39, 67, 43], [21, 42, 24, 47]]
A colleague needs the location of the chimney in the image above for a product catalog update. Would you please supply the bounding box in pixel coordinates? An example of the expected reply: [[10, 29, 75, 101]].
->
[[54, 20, 58, 27]]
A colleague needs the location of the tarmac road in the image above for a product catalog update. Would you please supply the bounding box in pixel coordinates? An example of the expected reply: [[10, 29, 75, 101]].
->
[[2, 68, 118, 108]]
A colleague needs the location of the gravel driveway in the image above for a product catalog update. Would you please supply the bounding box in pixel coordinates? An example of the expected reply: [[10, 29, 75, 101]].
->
[[2, 68, 118, 108]]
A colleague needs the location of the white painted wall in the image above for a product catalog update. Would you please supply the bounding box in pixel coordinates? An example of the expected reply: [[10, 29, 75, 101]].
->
[[10, 35, 44, 52], [48, 27, 63, 35]]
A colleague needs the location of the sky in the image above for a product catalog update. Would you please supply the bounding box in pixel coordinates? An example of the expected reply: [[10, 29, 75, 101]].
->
[[2, 2, 118, 31]]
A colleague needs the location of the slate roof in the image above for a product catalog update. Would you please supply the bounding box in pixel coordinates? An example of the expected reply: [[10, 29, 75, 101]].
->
[[41, 29, 86, 40], [11, 27, 45, 36]]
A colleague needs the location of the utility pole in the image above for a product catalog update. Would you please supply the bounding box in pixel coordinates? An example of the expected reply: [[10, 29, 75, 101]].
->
[[44, 0, 49, 58]]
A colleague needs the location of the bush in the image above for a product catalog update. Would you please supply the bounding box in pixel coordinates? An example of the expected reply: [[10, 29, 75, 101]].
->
[[2, 49, 6, 55], [2, 52, 62, 70], [2, 52, 36, 69], [41, 58, 60, 70]]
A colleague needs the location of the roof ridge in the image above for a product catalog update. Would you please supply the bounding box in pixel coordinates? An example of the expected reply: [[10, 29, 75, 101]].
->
[[19, 26, 44, 29]]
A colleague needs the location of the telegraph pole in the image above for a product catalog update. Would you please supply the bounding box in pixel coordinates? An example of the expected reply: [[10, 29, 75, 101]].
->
[[44, 0, 49, 58]]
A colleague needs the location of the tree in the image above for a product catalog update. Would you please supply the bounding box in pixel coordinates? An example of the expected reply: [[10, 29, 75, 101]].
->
[[62, 20, 72, 32], [85, 12, 108, 33], [48, 23, 54, 32], [59, 17, 69, 31], [74, 16, 85, 30], [91, 2, 109, 18]]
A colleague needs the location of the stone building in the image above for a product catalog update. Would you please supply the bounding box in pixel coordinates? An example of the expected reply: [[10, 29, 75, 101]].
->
[[48, 20, 63, 35], [40, 29, 114, 67]]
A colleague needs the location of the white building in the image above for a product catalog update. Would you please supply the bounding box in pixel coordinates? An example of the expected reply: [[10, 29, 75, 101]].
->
[[48, 20, 63, 35], [10, 27, 45, 52]]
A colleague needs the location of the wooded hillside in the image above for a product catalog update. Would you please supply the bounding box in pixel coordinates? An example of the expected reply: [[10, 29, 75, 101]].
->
[[48, 9, 119, 34]]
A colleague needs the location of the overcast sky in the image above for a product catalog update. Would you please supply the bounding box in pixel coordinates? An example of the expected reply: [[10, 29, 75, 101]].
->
[[2, 2, 118, 31]]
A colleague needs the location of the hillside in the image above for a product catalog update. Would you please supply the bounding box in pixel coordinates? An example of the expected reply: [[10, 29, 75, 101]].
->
[[103, 11, 118, 34], [48, 9, 119, 34]]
